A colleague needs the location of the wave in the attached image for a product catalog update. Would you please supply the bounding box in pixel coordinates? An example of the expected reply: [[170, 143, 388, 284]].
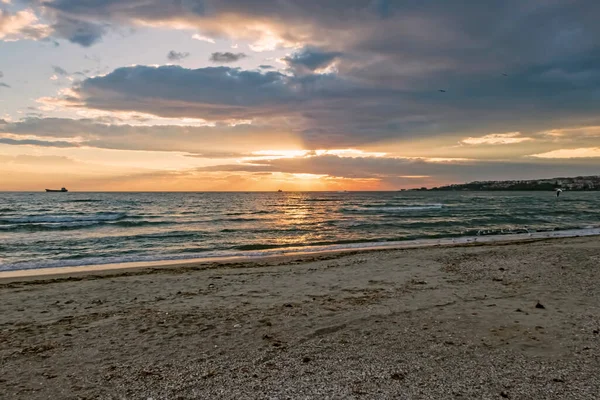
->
[[1, 221, 102, 231], [234, 243, 288, 251], [232, 236, 408, 252], [0, 207, 16, 212], [0, 219, 170, 232], [112, 220, 170, 228], [466, 225, 593, 236], [128, 231, 200, 239], [3, 226, 600, 272], [373, 205, 443, 211], [68, 199, 104, 203], [220, 227, 308, 234], [304, 198, 342, 202], [343, 204, 443, 213], [224, 210, 274, 216], [0, 212, 126, 224], [213, 216, 268, 223]]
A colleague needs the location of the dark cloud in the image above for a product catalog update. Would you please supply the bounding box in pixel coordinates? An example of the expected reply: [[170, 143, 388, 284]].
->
[[0, 83, 10, 88], [3, 114, 599, 185], [210, 52, 247, 63], [22, 1, 600, 149], [71, 65, 310, 120], [0, 71, 3, 78], [0, 117, 296, 153], [31, 1, 600, 57], [282, 47, 342, 73], [59, 57, 600, 149], [0, 137, 79, 148], [167, 50, 190, 61], [52, 65, 68, 76], [34, 0, 600, 86], [259, 65, 274, 69], [50, 17, 106, 46], [6, 115, 598, 164], [198, 155, 600, 184]]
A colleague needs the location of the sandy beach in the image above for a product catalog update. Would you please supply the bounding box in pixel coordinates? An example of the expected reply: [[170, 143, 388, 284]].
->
[[1, 236, 599, 399]]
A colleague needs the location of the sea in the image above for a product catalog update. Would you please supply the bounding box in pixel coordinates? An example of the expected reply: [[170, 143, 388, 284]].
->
[[1, 191, 599, 272]]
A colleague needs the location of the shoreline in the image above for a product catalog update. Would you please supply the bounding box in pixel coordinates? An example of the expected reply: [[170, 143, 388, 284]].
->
[[2, 227, 599, 281], [2, 235, 599, 398]]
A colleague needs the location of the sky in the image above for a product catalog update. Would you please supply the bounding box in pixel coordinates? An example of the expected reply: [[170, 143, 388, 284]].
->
[[0, 0, 599, 191]]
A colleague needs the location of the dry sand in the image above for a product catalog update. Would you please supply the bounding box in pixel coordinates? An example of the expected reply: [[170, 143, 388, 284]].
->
[[1, 237, 599, 399]]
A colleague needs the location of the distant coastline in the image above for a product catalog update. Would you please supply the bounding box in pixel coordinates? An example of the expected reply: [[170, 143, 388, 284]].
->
[[408, 175, 600, 191]]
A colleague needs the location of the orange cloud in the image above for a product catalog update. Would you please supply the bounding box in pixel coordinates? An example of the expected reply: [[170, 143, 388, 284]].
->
[[530, 147, 600, 159], [461, 132, 533, 145], [0, 9, 51, 41]]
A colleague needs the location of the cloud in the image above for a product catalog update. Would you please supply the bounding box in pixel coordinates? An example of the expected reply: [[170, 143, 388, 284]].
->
[[62, 65, 313, 121], [282, 47, 342, 73], [0, 8, 51, 41], [167, 50, 190, 62], [0, 117, 298, 153], [52, 65, 68, 76], [259, 65, 274, 69], [461, 132, 534, 145], [0, 71, 3, 78], [0, 82, 9, 88], [17, 1, 600, 151], [26, 1, 600, 67], [197, 154, 600, 186], [41, 56, 600, 149], [192, 34, 215, 43], [199, 155, 596, 189], [530, 147, 600, 159], [210, 52, 247, 63], [542, 126, 600, 138], [0, 137, 79, 147], [186, 151, 251, 159], [45, 9, 107, 46], [7, 154, 78, 166], [23, 0, 600, 101]]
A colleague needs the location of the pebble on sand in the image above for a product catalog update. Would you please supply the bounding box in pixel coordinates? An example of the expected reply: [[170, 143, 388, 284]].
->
[[390, 372, 405, 380], [535, 301, 545, 309]]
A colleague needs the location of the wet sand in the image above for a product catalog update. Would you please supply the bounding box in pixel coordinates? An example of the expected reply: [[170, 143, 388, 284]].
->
[[1, 236, 599, 399]]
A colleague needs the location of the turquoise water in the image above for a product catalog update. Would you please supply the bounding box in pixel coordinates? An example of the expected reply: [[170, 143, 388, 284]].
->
[[1, 191, 599, 271]]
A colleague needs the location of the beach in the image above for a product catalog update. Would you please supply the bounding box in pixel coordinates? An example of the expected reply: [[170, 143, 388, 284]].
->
[[1, 236, 599, 399]]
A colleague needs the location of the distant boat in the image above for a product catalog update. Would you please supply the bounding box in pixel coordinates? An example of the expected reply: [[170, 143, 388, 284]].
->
[[277, 189, 283, 192], [45, 187, 68, 192]]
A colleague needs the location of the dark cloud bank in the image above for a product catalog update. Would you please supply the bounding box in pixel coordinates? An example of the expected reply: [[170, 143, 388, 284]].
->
[[5, 0, 600, 183], [26, 0, 598, 147]]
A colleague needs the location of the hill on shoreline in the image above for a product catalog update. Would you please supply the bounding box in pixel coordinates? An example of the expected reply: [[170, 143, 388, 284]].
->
[[411, 175, 600, 191]]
